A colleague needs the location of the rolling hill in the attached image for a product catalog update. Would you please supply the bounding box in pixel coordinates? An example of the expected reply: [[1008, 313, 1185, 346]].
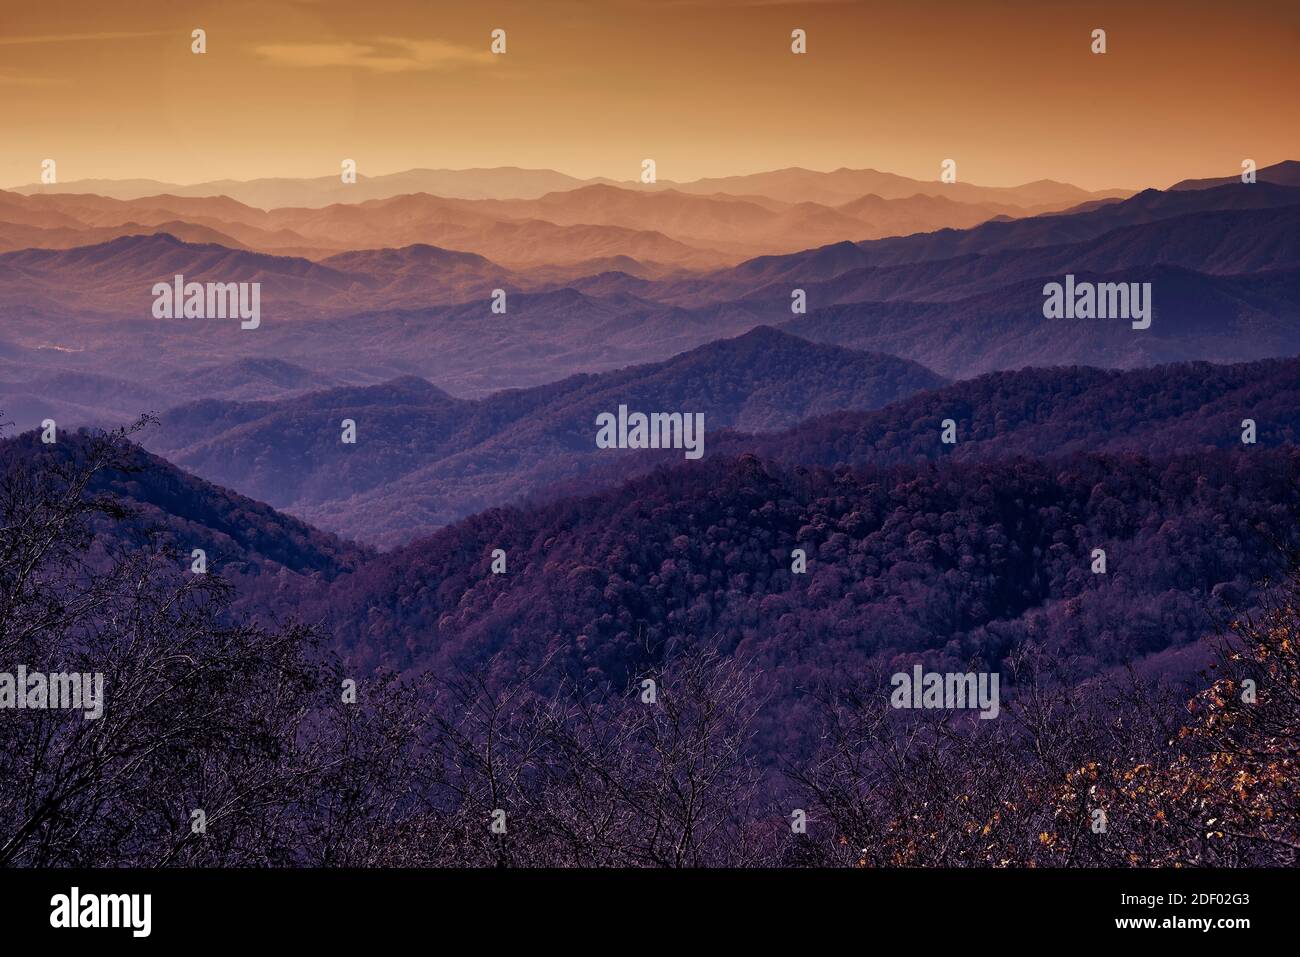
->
[[143, 327, 946, 545], [0, 428, 369, 584]]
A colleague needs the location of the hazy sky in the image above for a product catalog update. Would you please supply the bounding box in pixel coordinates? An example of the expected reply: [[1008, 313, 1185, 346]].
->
[[2, 0, 1296, 190]]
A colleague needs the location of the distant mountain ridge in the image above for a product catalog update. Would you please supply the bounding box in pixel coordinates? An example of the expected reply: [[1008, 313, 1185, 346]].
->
[[720, 355, 1300, 468], [0, 177, 1119, 266], [11, 164, 1131, 210], [0, 189, 717, 267], [2, 168, 1297, 438], [5, 181, 1295, 321], [659, 181, 1300, 305], [1169, 160, 1300, 192], [780, 265, 1300, 379]]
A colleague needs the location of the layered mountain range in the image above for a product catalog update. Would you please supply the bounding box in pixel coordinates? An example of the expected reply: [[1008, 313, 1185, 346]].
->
[[3, 159, 1297, 724], [141, 327, 946, 544], [1, 162, 1296, 426], [11, 164, 1131, 209], [6, 355, 1296, 748]]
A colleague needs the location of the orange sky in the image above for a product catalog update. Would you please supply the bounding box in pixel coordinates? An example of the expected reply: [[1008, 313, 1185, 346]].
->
[[1, 0, 1296, 191]]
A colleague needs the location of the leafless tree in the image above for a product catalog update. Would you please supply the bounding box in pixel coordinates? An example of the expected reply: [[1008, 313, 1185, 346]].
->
[[0, 423, 427, 867], [3, 420, 1293, 868]]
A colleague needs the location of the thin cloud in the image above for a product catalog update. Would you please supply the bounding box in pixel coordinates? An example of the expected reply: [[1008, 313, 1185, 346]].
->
[[252, 37, 494, 73], [0, 71, 72, 87], [0, 31, 167, 46]]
